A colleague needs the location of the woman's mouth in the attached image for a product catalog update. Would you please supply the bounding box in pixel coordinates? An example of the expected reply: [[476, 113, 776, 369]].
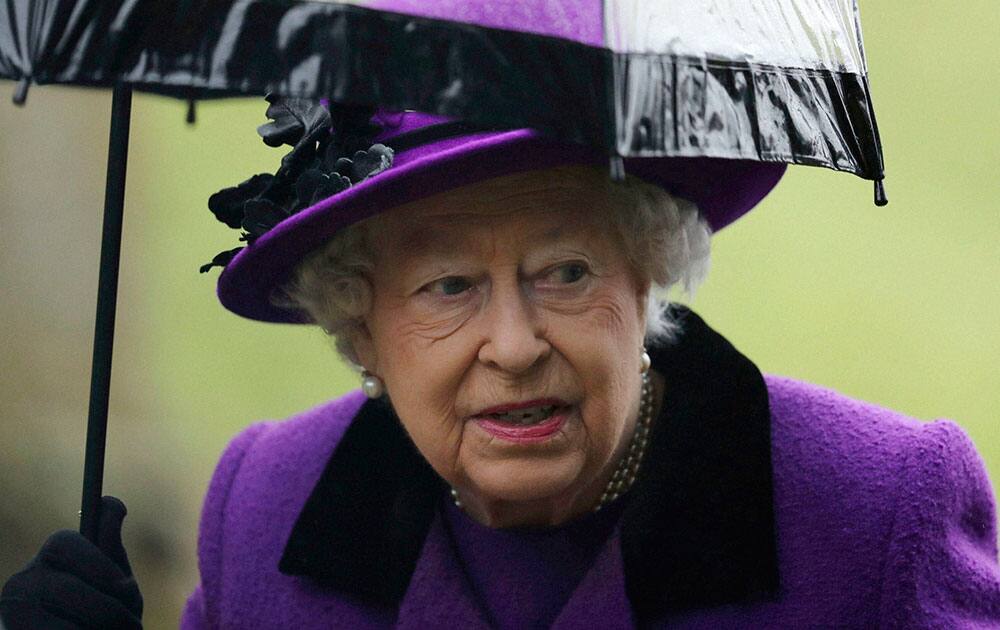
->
[[484, 404, 558, 424], [472, 402, 570, 443]]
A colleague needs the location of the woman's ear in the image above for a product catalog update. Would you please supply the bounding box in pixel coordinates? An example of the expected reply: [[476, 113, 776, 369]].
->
[[349, 322, 379, 374], [635, 279, 652, 336]]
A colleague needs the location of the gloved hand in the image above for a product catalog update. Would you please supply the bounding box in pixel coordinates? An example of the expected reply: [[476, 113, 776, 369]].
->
[[0, 496, 143, 629]]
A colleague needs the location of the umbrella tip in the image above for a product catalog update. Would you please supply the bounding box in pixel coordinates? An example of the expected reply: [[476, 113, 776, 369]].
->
[[874, 178, 888, 207], [12, 78, 29, 106], [186, 99, 197, 125]]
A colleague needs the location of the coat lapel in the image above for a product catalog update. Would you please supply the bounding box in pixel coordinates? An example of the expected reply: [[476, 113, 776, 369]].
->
[[279, 306, 779, 619], [398, 509, 635, 630], [394, 510, 492, 630], [551, 524, 635, 630], [621, 306, 778, 617], [278, 395, 445, 607]]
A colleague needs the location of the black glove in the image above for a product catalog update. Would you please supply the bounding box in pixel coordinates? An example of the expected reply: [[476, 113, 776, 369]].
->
[[0, 496, 143, 629]]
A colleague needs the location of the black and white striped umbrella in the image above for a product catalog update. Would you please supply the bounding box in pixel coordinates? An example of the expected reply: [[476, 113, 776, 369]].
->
[[1, 0, 885, 191]]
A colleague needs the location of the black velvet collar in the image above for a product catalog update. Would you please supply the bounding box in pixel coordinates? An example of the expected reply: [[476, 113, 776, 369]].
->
[[279, 307, 778, 618]]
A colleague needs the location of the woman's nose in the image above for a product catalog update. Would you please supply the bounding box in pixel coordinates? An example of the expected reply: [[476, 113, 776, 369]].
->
[[476, 283, 550, 374]]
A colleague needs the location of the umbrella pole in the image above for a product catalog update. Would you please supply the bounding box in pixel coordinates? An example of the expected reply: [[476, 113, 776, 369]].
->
[[79, 83, 133, 543]]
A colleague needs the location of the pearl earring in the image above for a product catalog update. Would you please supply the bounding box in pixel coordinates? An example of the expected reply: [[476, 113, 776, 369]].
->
[[640, 348, 651, 373], [361, 371, 385, 399]]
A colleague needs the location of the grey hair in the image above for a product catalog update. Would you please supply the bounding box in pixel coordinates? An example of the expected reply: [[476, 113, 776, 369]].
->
[[273, 168, 711, 367]]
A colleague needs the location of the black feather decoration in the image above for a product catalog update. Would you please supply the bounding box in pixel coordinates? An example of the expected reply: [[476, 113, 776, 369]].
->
[[258, 95, 332, 149], [201, 97, 393, 273], [208, 173, 275, 228], [199, 247, 245, 274]]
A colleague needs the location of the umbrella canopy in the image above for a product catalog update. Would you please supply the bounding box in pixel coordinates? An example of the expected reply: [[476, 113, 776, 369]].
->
[[0, 0, 886, 546], [1, 0, 885, 188]]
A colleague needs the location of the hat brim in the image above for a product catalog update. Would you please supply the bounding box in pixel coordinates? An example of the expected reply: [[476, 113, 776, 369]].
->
[[217, 129, 786, 323]]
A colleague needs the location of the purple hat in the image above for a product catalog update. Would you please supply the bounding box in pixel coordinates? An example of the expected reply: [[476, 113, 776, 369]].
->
[[210, 108, 785, 323]]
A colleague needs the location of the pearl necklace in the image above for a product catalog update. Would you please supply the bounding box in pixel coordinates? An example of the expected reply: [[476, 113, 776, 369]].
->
[[449, 372, 653, 513], [594, 372, 653, 511]]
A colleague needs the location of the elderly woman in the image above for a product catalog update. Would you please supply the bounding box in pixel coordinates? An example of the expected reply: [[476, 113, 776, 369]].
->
[[3, 104, 999, 629]]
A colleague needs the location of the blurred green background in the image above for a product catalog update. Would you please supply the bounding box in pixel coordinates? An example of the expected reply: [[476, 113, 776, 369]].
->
[[1, 2, 997, 628]]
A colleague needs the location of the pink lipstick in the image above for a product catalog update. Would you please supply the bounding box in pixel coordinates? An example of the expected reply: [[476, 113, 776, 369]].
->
[[471, 398, 569, 444]]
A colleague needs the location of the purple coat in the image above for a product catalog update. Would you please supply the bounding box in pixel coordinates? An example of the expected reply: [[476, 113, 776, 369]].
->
[[180, 310, 1000, 628]]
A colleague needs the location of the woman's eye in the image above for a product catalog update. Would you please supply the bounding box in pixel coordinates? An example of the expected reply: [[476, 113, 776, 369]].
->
[[551, 263, 587, 284], [428, 276, 473, 296]]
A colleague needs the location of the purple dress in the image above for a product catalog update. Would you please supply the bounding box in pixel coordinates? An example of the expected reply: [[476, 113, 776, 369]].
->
[[180, 309, 1000, 629], [442, 497, 625, 629]]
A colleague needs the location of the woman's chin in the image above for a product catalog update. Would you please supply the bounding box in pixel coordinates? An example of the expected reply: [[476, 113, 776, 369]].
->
[[462, 454, 587, 507]]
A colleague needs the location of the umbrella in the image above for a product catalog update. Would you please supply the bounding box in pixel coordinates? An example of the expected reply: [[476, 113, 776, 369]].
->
[[0, 0, 886, 542]]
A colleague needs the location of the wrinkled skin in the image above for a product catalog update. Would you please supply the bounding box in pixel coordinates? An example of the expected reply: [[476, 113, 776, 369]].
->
[[351, 166, 660, 528]]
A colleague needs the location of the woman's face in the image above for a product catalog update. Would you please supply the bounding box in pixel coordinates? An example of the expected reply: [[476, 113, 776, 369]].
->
[[352, 166, 649, 527]]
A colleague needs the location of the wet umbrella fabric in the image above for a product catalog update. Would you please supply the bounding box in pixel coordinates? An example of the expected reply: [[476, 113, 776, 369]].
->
[[0, 0, 885, 182], [0, 0, 886, 544]]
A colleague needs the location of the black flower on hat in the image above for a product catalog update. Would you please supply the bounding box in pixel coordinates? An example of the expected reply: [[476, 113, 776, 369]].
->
[[295, 169, 352, 208], [207, 173, 275, 229], [200, 96, 394, 273]]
